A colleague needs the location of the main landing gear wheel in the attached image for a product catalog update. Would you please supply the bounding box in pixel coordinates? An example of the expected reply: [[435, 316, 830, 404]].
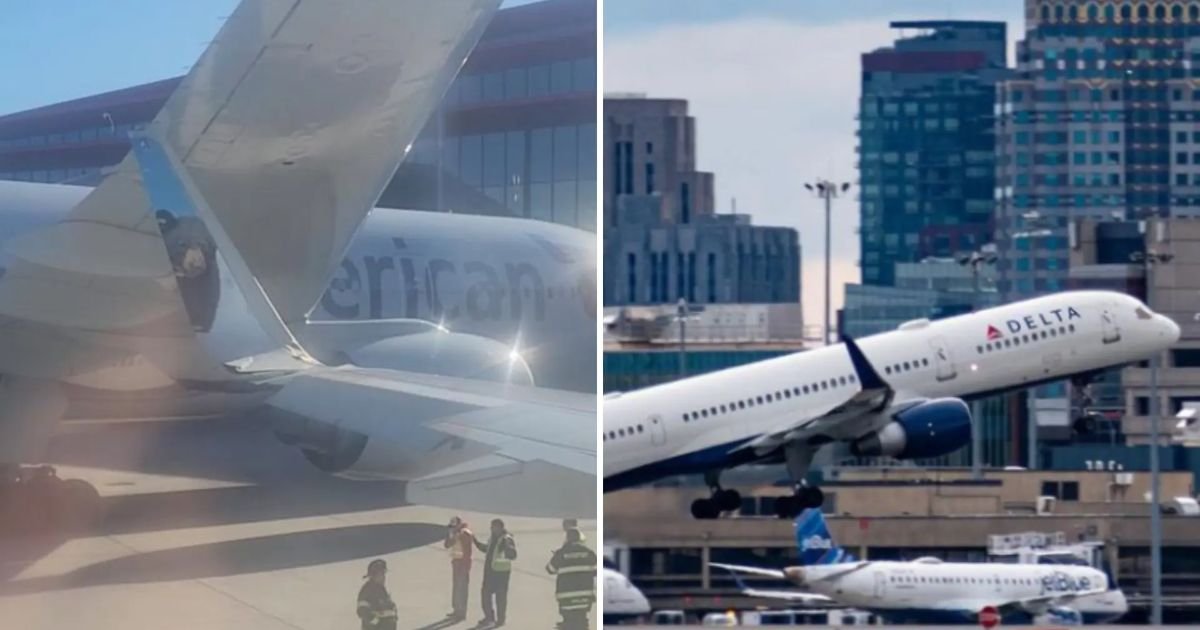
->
[[774, 486, 824, 519], [0, 466, 102, 536], [690, 471, 743, 519]]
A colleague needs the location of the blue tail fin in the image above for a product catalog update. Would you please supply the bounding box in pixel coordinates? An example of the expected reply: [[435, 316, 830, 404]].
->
[[794, 508, 855, 565]]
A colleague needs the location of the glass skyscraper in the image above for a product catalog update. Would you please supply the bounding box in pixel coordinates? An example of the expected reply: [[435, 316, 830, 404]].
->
[[858, 20, 1007, 287]]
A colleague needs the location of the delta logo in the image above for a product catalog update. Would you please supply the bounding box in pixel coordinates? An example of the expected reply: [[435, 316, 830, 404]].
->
[[986, 307, 1082, 339]]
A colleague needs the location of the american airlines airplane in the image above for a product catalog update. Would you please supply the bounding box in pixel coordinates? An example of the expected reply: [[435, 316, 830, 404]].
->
[[604, 291, 1179, 519], [713, 509, 1129, 625], [0, 184, 596, 398], [0, 0, 594, 524]]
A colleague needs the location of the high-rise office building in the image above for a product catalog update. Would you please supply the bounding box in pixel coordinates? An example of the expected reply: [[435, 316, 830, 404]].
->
[[858, 20, 1007, 287], [603, 96, 801, 307], [995, 0, 1200, 299]]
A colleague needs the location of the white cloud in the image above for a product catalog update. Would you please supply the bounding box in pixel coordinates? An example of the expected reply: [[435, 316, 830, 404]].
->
[[605, 13, 1018, 332]]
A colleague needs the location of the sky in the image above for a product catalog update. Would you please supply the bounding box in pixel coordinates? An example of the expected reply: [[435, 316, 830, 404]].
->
[[0, 0, 543, 116], [606, 0, 1025, 330]]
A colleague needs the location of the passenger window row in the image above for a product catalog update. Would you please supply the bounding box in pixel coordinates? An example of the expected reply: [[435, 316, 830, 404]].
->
[[680, 374, 859, 423], [976, 324, 1076, 355], [891, 575, 1038, 586], [883, 357, 930, 375], [604, 423, 645, 442]]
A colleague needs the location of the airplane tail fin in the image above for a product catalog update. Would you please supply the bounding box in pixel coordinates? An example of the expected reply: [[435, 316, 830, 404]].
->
[[794, 508, 855, 565]]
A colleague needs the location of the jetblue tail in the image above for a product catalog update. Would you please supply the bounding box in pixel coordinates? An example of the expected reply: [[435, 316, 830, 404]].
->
[[794, 508, 855, 565]]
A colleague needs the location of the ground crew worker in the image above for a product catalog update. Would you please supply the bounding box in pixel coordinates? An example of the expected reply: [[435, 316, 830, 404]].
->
[[545, 528, 596, 630], [473, 518, 518, 628], [444, 516, 474, 622], [357, 559, 398, 630]]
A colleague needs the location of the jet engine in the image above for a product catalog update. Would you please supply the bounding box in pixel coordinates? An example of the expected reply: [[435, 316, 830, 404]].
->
[[849, 398, 971, 459], [296, 319, 534, 385]]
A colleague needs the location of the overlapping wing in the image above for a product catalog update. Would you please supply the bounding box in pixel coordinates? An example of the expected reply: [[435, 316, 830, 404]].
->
[[266, 366, 596, 518]]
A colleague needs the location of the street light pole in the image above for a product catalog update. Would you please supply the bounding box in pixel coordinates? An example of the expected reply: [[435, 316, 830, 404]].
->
[[1013, 214, 1054, 470], [804, 180, 850, 346], [1133, 246, 1172, 626], [677, 298, 687, 379], [958, 247, 996, 480]]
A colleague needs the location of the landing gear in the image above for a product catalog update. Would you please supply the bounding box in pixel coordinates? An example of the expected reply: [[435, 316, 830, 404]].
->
[[774, 442, 823, 519], [773, 485, 824, 519], [689, 471, 743, 520], [0, 465, 101, 536], [1069, 378, 1101, 437]]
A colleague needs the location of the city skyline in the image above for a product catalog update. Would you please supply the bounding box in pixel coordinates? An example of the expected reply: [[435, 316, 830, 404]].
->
[[606, 0, 1023, 326]]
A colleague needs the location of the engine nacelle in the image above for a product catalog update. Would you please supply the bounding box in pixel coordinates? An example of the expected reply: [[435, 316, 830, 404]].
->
[[849, 398, 971, 459], [298, 320, 534, 386], [272, 410, 485, 480]]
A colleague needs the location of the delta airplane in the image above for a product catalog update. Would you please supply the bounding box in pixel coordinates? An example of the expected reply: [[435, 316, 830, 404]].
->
[[603, 559, 651, 624], [604, 291, 1179, 519], [0, 0, 594, 525], [712, 509, 1129, 625]]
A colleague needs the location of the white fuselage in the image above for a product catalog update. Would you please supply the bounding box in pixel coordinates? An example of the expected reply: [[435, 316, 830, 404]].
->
[[797, 560, 1126, 623], [0, 180, 595, 404], [604, 291, 1179, 486], [603, 567, 651, 618]]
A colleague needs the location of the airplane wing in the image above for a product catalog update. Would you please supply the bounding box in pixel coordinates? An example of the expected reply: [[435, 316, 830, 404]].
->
[[119, 98, 594, 520], [740, 337, 899, 455], [1001, 588, 1108, 616], [266, 366, 595, 518], [10, 0, 500, 325], [709, 563, 787, 580], [708, 563, 834, 605]]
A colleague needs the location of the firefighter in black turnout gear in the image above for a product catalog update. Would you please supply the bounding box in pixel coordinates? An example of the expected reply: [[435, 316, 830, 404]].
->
[[473, 518, 517, 628], [545, 528, 596, 630], [357, 559, 398, 630]]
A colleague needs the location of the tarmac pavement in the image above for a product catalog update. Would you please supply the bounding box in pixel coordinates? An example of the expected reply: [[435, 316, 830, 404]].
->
[[0, 414, 595, 630]]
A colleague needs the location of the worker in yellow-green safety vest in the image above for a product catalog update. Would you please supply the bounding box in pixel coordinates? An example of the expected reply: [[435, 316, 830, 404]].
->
[[357, 559, 398, 630], [473, 518, 517, 628], [546, 528, 596, 630]]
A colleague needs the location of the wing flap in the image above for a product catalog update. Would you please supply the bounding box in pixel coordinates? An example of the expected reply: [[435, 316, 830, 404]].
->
[[265, 365, 595, 517]]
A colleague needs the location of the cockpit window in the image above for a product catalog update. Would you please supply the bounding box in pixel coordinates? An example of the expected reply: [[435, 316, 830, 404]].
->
[[1136, 306, 1153, 320]]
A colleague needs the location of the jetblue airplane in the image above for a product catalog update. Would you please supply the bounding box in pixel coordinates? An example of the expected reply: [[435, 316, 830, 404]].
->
[[604, 291, 1179, 518], [0, 0, 594, 524], [603, 560, 651, 624], [713, 510, 1129, 625]]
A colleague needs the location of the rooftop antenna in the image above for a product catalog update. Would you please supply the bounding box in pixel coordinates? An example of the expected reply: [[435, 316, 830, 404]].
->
[[731, 197, 737, 215]]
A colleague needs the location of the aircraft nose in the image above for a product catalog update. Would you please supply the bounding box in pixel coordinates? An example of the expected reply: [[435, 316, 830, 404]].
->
[[1162, 315, 1182, 343], [784, 567, 808, 585]]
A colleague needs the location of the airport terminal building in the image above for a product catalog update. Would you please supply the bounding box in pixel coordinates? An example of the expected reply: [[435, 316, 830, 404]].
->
[[0, 0, 596, 231]]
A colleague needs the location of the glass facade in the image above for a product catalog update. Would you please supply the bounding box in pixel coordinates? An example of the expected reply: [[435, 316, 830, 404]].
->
[[0, 0, 597, 231], [997, 1, 1200, 299], [859, 21, 1007, 286], [604, 347, 795, 393], [409, 122, 596, 230]]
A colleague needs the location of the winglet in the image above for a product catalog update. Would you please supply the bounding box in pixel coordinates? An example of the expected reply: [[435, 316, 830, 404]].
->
[[128, 127, 317, 372], [842, 335, 887, 391]]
